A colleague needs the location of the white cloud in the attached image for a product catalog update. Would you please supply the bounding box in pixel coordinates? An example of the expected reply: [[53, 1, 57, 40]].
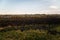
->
[[49, 5, 58, 9]]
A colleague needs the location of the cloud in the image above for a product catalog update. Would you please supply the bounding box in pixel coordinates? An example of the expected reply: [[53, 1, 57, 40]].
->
[[49, 5, 58, 9]]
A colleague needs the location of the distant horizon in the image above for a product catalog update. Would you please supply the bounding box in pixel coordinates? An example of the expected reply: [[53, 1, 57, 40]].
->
[[0, 13, 60, 15]]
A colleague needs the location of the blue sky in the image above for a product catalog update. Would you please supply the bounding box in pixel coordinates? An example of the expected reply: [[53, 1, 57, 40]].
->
[[0, 0, 60, 14]]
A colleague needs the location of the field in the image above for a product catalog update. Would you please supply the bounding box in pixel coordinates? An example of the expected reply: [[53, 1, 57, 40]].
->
[[0, 14, 60, 40]]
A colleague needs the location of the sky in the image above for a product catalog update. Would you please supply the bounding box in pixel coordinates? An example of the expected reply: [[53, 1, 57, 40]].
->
[[0, 0, 60, 15]]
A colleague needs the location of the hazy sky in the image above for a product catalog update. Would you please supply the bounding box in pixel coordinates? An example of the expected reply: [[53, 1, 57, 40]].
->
[[0, 0, 60, 15]]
